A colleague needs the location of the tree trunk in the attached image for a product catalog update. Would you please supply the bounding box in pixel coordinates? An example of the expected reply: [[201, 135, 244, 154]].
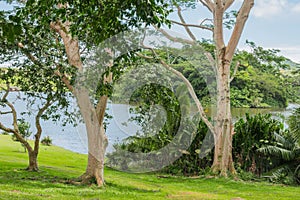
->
[[27, 150, 39, 171], [211, 60, 236, 176], [80, 125, 108, 186], [81, 131, 107, 187], [75, 88, 108, 186]]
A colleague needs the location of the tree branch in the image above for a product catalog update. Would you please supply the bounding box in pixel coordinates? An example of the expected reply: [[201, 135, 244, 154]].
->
[[34, 97, 53, 153], [1, 84, 10, 101], [53, 66, 74, 92], [170, 20, 213, 32], [213, 0, 226, 50], [199, 0, 214, 12], [230, 61, 240, 82], [152, 24, 196, 45], [225, 0, 254, 61], [0, 122, 15, 134], [17, 43, 44, 67], [204, 52, 217, 75], [0, 86, 33, 151], [0, 111, 13, 115], [137, 43, 216, 136], [50, 21, 83, 71], [224, 0, 235, 10], [176, 5, 197, 40], [96, 49, 113, 125]]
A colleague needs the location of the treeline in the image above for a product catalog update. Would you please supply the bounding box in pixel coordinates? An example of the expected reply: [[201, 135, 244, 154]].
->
[[168, 40, 300, 108]]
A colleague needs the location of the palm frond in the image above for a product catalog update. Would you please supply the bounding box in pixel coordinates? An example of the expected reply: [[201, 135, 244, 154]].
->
[[258, 145, 294, 161]]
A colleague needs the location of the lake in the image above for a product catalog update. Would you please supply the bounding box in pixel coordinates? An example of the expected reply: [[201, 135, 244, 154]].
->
[[0, 92, 299, 154]]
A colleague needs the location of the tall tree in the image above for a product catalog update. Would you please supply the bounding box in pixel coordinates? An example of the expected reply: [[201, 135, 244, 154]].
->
[[4, 0, 171, 186], [148, 0, 254, 176], [200, 0, 254, 175]]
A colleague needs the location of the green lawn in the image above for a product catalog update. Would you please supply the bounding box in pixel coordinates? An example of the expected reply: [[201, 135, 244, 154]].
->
[[0, 134, 299, 200]]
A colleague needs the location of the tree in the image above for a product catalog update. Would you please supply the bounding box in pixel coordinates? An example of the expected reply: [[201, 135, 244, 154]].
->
[[145, 0, 254, 176], [258, 131, 300, 185], [0, 67, 67, 171], [188, 0, 254, 176], [4, 0, 171, 186], [231, 42, 290, 108]]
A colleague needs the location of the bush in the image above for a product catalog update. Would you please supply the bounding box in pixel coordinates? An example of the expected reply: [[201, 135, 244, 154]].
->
[[257, 130, 300, 185], [41, 136, 52, 146], [1, 131, 9, 135], [233, 113, 284, 175], [107, 119, 213, 176]]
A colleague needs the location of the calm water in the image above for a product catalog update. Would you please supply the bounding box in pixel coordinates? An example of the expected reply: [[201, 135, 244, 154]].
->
[[0, 92, 298, 154]]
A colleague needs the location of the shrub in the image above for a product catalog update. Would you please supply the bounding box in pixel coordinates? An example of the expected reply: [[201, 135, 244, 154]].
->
[[257, 131, 300, 185], [233, 113, 284, 176], [41, 136, 52, 146]]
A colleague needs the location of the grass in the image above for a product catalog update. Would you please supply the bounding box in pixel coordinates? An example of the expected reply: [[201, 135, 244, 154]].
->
[[0, 134, 299, 200]]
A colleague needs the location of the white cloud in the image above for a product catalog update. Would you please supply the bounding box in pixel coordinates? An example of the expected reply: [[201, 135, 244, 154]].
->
[[252, 0, 288, 18], [251, 0, 300, 18], [291, 3, 300, 13]]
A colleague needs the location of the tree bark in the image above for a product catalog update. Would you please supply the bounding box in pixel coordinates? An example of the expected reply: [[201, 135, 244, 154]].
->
[[27, 150, 39, 171], [211, 61, 235, 176], [0, 89, 51, 172], [74, 87, 108, 186], [80, 126, 108, 186], [76, 89, 108, 186]]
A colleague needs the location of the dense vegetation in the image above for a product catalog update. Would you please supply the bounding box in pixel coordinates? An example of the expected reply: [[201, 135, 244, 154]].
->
[[108, 97, 300, 185], [172, 41, 300, 108]]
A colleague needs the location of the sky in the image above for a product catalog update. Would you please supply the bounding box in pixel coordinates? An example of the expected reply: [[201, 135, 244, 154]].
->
[[1, 0, 300, 63]]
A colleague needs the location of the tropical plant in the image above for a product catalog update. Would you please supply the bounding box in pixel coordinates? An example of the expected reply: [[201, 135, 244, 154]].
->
[[257, 131, 300, 185], [288, 107, 300, 144], [233, 113, 284, 175]]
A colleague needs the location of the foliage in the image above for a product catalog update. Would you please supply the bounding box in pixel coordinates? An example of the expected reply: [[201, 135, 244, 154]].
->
[[233, 113, 285, 175], [41, 136, 52, 146], [161, 120, 213, 175], [231, 42, 292, 108], [288, 107, 300, 144], [107, 81, 182, 171], [109, 74, 213, 175], [257, 131, 300, 185], [146, 42, 297, 108], [10, 119, 32, 152], [11, 119, 32, 142]]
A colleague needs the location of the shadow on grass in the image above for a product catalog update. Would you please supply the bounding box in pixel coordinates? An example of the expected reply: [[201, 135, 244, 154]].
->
[[0, 167, 85, 189]]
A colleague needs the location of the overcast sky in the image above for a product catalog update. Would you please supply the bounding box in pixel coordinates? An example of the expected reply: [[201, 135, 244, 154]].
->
[[1, 0, 300, 63]]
